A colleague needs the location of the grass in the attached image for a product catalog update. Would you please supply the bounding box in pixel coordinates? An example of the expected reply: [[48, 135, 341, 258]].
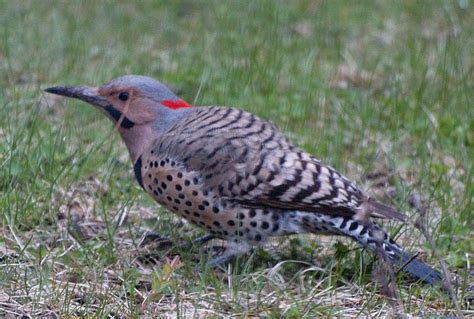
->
[[0, 0, 473, 317]]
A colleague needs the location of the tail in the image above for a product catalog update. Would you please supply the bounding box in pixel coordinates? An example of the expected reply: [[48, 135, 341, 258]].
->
[[390, 248, 443, 286], [361, 197, 408, 222], [301, 213, 443, 286], [348, 220, 443, 286]]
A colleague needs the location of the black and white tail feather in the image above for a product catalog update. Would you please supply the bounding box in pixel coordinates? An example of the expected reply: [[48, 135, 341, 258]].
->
[[299, 212, 443, 286]]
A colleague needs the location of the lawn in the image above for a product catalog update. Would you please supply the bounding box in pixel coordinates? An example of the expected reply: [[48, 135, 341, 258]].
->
[[0, 0, 472, 317]]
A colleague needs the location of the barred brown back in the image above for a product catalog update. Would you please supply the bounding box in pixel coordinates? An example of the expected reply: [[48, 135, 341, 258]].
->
[[149, 106, 377, 219]]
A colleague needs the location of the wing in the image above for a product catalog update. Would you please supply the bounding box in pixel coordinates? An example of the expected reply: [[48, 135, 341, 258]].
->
[[232, 150, 407, 221], [153, 106, 406, 222]]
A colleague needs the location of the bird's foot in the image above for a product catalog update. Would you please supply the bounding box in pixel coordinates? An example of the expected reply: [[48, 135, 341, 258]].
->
[[207, 254, 237, 271], [139, 231, 215, 250], [184, 234, 216, 249], [139, 231, 174, 249], [204, 240, 252, 270]]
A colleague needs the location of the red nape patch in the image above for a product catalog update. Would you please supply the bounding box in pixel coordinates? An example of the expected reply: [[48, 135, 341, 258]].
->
[[161, 99, 191, 109]]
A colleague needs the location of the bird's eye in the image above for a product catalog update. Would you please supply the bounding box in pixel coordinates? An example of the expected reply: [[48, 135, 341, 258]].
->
[[118, 92, 129, 101]]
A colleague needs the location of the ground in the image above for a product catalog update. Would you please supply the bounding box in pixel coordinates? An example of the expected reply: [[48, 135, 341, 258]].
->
[[0, 1, 473, 317]]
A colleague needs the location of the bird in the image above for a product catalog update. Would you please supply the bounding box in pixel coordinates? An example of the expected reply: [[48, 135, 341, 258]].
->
[[45, 75, 442, 286]]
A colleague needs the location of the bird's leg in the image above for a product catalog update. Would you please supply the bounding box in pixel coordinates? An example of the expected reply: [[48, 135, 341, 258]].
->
[[139, 231, 174, 249], [140, 231, 215, 250], [206, 240, 252, 269], [190, 234, 216, 247], [176, 234, 216, 250]]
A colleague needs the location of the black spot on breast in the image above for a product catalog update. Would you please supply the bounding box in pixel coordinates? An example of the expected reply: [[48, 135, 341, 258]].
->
[[176, 184, 182, 191], [261, 222, 269, 229], [166, 175, 173, 181], [249, 209, 256, 218], [161, 182, 167, 189], [212, 206, 220, 213], [228, 220, 235, 226], [166, 196, 172, 201], [250, 221, 257, 227], [255, 234, 262, 241]]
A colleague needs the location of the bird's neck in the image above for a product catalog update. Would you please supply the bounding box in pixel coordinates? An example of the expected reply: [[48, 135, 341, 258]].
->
[[120, 107, 195, 163], [153, 106, 195, 133], [120, 124, 155, 164]]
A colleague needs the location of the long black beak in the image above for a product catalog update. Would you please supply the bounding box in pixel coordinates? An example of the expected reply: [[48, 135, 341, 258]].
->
[[44, 86, 110, 108], [44, 85, 135, 129]]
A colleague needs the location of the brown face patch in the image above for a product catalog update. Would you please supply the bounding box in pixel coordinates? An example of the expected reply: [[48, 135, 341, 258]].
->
[[98, 86, 156, 125]]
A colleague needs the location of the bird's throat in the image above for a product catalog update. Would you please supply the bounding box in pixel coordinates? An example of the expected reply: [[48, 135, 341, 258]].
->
[[120, 125, 155, 164]]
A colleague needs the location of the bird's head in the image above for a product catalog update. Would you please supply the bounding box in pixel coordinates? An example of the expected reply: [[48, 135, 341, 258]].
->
[[45, 75, 193, 162], [45, 75, 191, 129]]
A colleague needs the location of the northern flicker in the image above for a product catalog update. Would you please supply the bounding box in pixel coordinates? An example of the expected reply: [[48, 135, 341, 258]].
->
[[45, 75, 442, 286]]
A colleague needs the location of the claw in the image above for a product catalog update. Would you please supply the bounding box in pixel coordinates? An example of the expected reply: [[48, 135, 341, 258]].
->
[[140, 232, 215, 251], [139, 231, 174, 249], [192, 234, 215, 245], [205, 240, 252, 270]]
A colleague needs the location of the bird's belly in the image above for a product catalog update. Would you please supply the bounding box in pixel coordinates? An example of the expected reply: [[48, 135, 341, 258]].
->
[[140, 155, 322, 244], [147, 183, 286, 244]]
